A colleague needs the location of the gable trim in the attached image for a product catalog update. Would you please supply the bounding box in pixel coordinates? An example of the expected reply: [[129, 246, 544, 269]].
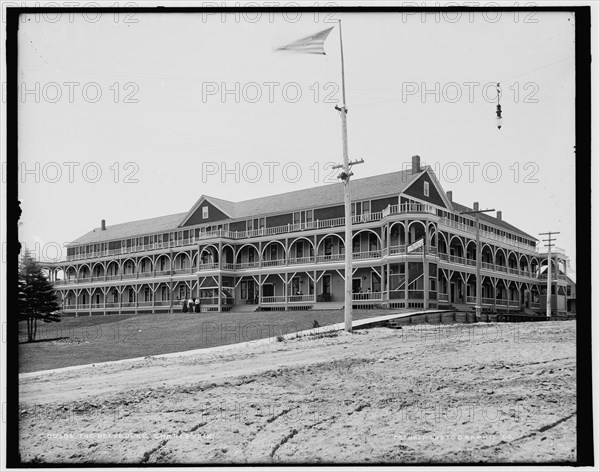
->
[[422, 167, 453, 209], [178, 195, 233, 227]]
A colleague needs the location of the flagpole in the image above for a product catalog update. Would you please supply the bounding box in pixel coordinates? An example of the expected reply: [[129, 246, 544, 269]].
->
[[276, 24, 359, 332], [338, 19, 353, 333]]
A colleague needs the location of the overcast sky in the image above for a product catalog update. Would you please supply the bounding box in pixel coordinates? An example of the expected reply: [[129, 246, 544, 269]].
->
[[16, 9, 577, 267]]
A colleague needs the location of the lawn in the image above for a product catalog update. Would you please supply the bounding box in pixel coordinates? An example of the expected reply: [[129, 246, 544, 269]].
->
[[18, 309, 392, 373]]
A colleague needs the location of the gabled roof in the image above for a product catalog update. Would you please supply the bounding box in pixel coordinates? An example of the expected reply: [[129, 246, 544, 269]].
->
[[451, 201, 537, 240], [179, 195, 235, 226], [71, 169, 422, 245], [69, 212, 187, 245], [422, 167, 454, 209], [67, 167, 534, 245], [229, 168, 422, 219]]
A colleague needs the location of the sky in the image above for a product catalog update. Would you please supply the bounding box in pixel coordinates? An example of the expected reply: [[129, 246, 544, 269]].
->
[[15, 8, 578, 268]]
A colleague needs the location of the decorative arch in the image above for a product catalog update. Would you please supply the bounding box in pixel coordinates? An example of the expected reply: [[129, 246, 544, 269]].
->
[[437, 231, 448, 253], [288, 237, 316, 258], [389, 221, 405, 232], [121, 258, 136, 275], [54, 267, 65, 283], [262, 240, 287, 258], [106, 260, 120, 275], [155, 254, 171, 273], [389, 222, 406, 246], [494, 247, 507, 266], [221, 244, 235, 264], [90, 261, 105, 278], [507, 251, 519, 268], [316, 233, 345, 253], [518, 254, 529, 270], [448, 235, 465, 249], [235, 243, 260, 260], [65, 265, 78, 281], [173, 251, 192, 270], [427, 223, 437, 247], [407, 220, 427, 244], [448, 235, 465, 257], [199, 245, 219, 266], [77, 263, 91, 278], [352, 228, 382, 245], [138, 256, 154, 274], [481, 244, 494, 264]]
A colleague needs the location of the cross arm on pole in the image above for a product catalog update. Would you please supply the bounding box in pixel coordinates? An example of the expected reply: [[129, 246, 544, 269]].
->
[[333, 159, 364, 183]]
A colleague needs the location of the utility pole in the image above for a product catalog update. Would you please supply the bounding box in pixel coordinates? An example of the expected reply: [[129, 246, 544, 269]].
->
[[539, 231, 560, 318], [461, 205, 495, 321], [332, 19, 363, 333]]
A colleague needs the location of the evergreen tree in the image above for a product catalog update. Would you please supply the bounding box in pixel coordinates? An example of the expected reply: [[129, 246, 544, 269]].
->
[[18, 251, 60, 342]]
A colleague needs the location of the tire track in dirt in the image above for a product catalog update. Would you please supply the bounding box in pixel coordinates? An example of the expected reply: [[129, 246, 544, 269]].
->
[[18, 322, 577, 464]]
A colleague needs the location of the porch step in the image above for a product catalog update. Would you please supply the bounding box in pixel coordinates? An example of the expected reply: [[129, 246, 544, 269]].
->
[[229, 304, 259, 313], [312, 302, 344, 311]]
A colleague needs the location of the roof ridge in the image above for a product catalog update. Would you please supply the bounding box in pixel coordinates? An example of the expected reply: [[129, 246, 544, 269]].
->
[[96, 212, 188, 229], [218, 168, 415, 206]]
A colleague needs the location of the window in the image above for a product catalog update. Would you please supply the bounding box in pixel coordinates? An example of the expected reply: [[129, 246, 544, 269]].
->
[[369, 233, 378, 251], [247, 218, 265, 231], [323, 274, 331, 294], [293, 210, 313, 225], [292, 277, 300, 295], [202, 206, 209, 219], [352, 201, 371, 217], [353, 237, 361, 253], [424, 181, 429, 197], [324, 237, 333, 255]]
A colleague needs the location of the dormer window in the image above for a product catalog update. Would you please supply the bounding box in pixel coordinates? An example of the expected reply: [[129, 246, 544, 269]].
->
[[202, 206, 209, 219], [424, 181, 430, 197]]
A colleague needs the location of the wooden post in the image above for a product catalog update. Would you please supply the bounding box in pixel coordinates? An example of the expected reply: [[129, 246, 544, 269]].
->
[[338, 20, 352, 332]]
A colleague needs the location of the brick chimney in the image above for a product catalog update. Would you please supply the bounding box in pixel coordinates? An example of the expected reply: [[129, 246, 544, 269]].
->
[[446, 191, 453, 202], [473, 202, 479, 211], [101, 219, 106, 231], [496, 211, 502, 220], [411, 155, 421, 174]]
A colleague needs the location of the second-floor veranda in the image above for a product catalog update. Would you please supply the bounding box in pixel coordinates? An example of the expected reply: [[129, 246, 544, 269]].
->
[[62, 202, 539, 264]]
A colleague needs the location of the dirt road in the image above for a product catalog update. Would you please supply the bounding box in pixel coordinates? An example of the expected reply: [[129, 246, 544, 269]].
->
[[19, 321, 576, 464]]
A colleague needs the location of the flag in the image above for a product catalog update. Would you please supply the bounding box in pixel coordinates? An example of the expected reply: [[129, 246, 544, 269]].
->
[[276, 26, 334, 55]]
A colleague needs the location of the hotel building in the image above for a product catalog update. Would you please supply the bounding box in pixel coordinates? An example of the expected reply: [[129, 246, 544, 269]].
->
[[42, 156, 572, 318]]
